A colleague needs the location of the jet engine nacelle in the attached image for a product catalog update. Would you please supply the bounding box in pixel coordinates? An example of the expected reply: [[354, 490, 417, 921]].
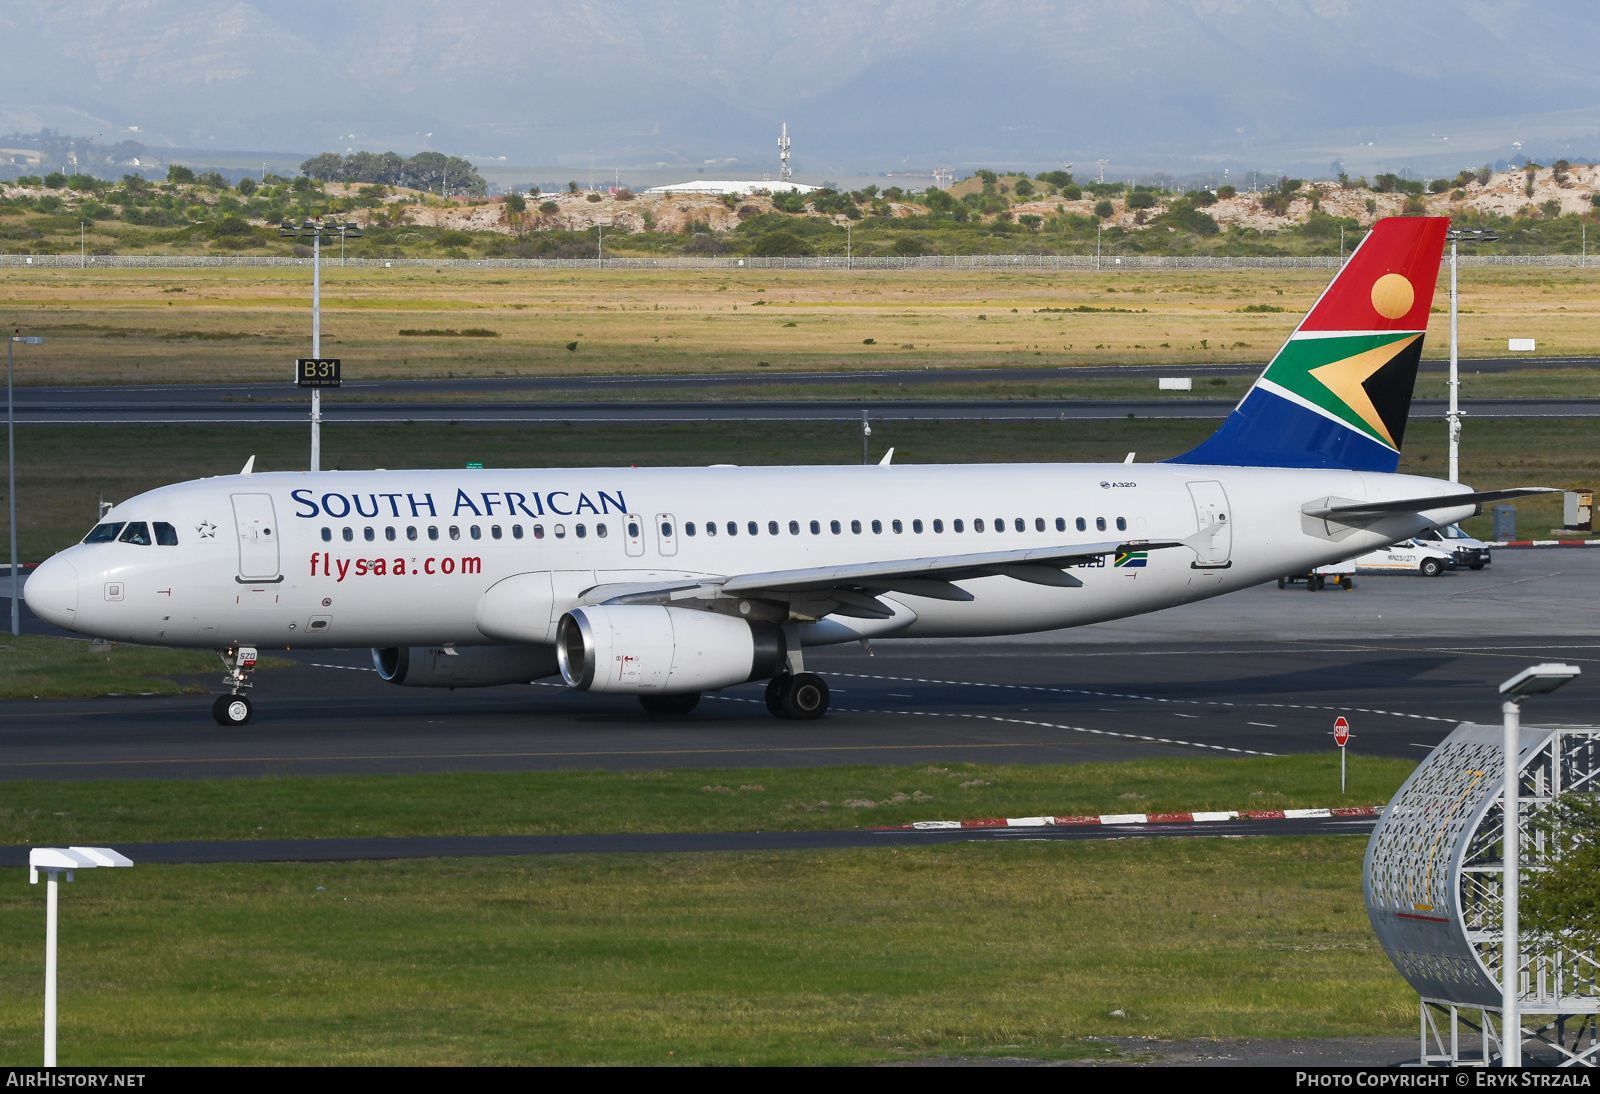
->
[[372, 644, 559, 688], [556, 605, 786, 694]]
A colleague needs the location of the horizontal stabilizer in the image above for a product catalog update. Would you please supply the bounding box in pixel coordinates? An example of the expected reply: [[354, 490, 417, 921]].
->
[[1302, 487, 1554, 524]]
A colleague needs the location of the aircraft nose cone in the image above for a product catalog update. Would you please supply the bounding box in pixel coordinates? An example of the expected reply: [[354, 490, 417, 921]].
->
[[24, 556, 79, 629]]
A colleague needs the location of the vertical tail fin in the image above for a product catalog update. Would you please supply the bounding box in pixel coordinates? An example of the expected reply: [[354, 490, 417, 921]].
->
[[1168, 216, 1448, 472]]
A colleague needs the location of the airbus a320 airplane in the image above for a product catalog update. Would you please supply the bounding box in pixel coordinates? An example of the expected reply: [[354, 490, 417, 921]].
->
[[24, 216, 1545, 726]]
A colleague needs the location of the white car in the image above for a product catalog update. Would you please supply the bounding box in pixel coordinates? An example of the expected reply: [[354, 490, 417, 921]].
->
[[1414, 523, 1491, 570], [1344, 538, 1459, 577]]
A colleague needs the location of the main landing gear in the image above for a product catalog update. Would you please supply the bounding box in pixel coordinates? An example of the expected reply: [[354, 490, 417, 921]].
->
[[765, 672, 830, 720], [213, 645, 258, 726]]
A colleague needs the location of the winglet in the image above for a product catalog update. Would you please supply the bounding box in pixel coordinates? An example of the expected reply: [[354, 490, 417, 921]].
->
[[240, 455, 256, 475]]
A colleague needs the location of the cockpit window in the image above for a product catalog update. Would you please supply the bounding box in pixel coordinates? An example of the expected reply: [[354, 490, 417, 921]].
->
[[83, 522, 124, 544], [118, 522, 153, 546], [153, 522, 178, 546]]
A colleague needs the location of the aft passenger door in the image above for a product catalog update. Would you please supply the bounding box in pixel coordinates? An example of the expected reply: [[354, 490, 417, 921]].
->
[[231, 493, 281, 581], [1186, 481, 1232, 568]]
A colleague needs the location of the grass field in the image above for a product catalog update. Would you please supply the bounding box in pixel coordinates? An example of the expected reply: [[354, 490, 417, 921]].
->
[[0, 635, 292, 700], [0, 755, 1414, 846], [3, 264, 1598, 384], [0, 839, 1409, 1065], [2, 417, 1592, 562]]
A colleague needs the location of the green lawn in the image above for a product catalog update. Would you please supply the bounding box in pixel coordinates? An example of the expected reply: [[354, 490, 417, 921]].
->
[[0, 635, 289, 700], [0, 839, 1409, 1065], [0, 755, 1412, 846]]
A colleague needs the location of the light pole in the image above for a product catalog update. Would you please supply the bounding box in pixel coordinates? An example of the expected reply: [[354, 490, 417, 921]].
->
[[279, 220, 361, 471], [1445, 228, 1497, 484], [29, 846, 133, 1066], [1496, 663, 1581, 1067], [9, 331, 43, 636]]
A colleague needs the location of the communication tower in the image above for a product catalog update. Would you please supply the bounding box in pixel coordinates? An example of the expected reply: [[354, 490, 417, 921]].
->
[[1096, 159, 1109, 183], [778, 122, 792, 183]]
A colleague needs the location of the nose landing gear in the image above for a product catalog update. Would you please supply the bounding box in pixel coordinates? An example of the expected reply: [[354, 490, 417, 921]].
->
[[213, 646, 258, 726], [765, 672, 830, 720]]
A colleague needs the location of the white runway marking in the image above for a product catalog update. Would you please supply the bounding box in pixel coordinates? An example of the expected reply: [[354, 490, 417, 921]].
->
[[311, 662, 377, 672], [703, 695, 1275, 756], [829, 671, 1457, 724]]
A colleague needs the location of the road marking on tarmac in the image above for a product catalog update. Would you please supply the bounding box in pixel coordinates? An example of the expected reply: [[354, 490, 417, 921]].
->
[[829, 672, 1456, 723], [705, 695, 1275, 756]]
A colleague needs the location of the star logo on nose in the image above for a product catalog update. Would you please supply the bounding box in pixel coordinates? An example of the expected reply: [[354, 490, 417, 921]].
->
[[197, 520, 217, 539]]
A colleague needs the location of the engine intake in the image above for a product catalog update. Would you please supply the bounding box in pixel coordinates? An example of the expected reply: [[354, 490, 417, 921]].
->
[[371, 645, 559, 688], [556, 605, 786, 694]]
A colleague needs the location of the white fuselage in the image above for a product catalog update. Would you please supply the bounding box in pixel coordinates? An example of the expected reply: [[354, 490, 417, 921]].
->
[[24, 461, 1475, 651]]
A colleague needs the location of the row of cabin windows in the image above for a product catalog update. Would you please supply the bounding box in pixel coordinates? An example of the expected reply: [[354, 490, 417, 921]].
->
[[82, 521, 179, 546], [677, 516, 1127, 537], [319, 523, 607, 543]]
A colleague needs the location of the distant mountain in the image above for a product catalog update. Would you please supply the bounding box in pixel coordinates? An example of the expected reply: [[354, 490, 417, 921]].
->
[[2, 1, 1598, 180]]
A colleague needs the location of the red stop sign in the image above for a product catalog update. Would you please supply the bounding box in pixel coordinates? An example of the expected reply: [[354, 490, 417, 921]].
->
[[1333, 716, 1350, 747]]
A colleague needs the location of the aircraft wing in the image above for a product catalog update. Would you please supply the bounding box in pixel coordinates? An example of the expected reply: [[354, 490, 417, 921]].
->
[[586, 539, 1185, 619], [1302, 487, 1555, 524]]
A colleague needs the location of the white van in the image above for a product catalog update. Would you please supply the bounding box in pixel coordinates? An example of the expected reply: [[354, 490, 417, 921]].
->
[[1346, 538, 1459, 577], [1414, 524, 1491, 570]]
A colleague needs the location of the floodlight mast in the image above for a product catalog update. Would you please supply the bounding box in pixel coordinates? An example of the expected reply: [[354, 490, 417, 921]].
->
[[280, 218, 361, 471], [1445, 228, 1497, 483], [8, 332, 43, 636], [1496, 662, 1581, 1066]]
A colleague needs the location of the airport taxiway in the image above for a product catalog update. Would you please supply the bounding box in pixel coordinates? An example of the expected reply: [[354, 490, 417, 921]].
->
[[2, 549, 1594, 781]]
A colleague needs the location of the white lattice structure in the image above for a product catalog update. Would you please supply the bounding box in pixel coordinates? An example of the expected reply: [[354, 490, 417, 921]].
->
[[1365, 722, 1600, 1065]]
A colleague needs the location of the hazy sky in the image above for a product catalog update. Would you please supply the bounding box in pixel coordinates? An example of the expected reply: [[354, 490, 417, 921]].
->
[[3, 1, 1598, 180]]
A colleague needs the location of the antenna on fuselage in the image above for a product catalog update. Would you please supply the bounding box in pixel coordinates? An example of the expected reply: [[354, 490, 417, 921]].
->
[[240, 455, 256, 475]]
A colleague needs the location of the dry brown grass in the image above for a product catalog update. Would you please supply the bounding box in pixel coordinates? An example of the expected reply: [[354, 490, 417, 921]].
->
[[3, 264, 1598, 386]]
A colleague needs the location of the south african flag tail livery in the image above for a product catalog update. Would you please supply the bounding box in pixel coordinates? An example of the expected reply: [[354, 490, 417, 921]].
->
[[1170, 216, 1448, 473]]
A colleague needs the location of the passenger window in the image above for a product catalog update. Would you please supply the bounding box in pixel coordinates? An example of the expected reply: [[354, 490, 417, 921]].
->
[[892, 520, 903, 534], [932, 519, 943, 533], [320, 526, 332, 542], [1096, 517, 1107, 531], [596, 523, 608, 538], [685, 522, 696, 537], [912, 519, 922, 533], [385, 527, 396, 542], [789, 520, 800, 535], [974, 518, 985, 533], [705, 521, 716, 537], [533, 525, 545, 539], [748, 521, 759, 536], [407, 526, 418, 541], [119, 522, 152, 545], [491, 525, 502, 540], [428, 526, 439, 541], [342, 527, 354, 542], [660, 521, 673, 538], [555, 525, 567, 539], [576, 524, 587, 539], [154, 522, 178, 546], [512, 525, 523, 539], [851, 520, 862, 534], [364, 527, 375, 542], [831, 520, 842, 535], [1116, 517, 1127, 532], [1076, 517, 1087, 532], [470, 526, 481, 540], [727, 522, 737, 536], [769, 520, 780, 536], [871, 520, 882, 534], [83, 522, 124, 544], [994, 519, 1005, 533], [1056, 518, 1066, 532], [810, 520, 821, 535], [1032, 518, 1042, 532], [953, 519, 964, 533], [450, 526, 461, 541]]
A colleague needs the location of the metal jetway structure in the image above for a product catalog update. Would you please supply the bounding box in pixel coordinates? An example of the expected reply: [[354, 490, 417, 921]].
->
[[1365, 722, 1600, 1066]]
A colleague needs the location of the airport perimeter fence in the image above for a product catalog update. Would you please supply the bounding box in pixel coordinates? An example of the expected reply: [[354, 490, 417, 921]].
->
[[1, 252, 1595, 272]]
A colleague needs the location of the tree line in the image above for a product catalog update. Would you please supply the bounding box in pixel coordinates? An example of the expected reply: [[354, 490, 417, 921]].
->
[[299, 151, 487, 196]]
